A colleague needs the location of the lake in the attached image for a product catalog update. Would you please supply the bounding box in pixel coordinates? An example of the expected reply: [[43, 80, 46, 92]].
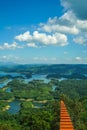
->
[[0, 72, 50, 89], [0, 72, 51, 114], [7, 100, 21, 114], [24, 74, 50, 83], [0, 79, 12, 88], [1, 71, 86, 114]]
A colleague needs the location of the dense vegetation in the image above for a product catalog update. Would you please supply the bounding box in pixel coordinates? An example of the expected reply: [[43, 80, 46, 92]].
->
[[0, 64, 87, 74], [0, 75, 11, 82], [47, 72, 87, 79], [0, 64, 87, 130]]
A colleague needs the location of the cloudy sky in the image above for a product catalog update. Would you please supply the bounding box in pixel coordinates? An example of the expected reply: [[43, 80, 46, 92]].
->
[[0, 0, 87, 64]]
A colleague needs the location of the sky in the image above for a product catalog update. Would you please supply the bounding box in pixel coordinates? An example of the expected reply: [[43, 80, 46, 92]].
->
[[0, 0, 87, 64]]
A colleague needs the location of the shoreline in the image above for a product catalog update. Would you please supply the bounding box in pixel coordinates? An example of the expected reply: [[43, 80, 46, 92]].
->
[[3, 105, 10, 111]]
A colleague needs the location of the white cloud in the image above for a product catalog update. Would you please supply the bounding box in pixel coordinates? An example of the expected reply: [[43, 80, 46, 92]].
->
[[73, 36, 87, 45], [58, 0, 87, 46], [64, 51, 68, 54], [2, 56, 7, 59], [13, 4, 87, 47], [41, 24, 79, 35], [0, 42, 24, 50], [39, 10, 87, 46], [75, 57, 87, 64], [15, 31, 68, 47], [75, 57, 82, 61], [77, 20, 87, 30], [4, 42, 17, 49], [2, 1, 87, 50], [0, 55, 21, 63], [61, 0, 87, 20], [27, 43, 38, 48], [39, 12, 79, 35], [33, 57, 48, 61], [33, 57, 58, 63], [15, 31, 32, 42]]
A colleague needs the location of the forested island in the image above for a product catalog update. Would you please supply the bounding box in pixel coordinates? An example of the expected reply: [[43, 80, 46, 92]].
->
[[0, 64, 87, 130]]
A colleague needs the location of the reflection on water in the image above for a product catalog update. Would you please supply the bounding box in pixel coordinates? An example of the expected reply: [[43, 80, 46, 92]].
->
[[0, 71, 51, 89], [25, 74, 50, 83]]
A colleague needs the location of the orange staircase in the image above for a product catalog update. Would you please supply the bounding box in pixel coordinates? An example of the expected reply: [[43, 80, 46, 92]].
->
[[60, 101, 74, 130]]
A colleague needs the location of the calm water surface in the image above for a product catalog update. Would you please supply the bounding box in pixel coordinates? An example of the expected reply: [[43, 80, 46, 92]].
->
[[0, 79, 12, 88], [1, 71, 85, 114], [7, 100, 21, 114]]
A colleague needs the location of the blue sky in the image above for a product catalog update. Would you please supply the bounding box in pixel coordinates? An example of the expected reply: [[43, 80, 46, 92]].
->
[[0, 0, 87, 64]]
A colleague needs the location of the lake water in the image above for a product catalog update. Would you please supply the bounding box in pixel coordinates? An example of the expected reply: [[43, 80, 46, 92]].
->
[[24, 74, 50, 83], [1, 71, 86, 114], [52, 85, 57, 91], [0, 71, 25, 88], [5, 88, 11, 92], [0, 71, 25, 77], [7, 100, 21, 114], [0, 72, 50, 89], [0, 72, 71, 114], [7, 85, 57, 114], [0, 72, 51, 114], [83, 74, 87, 77], [0, 79, 12, 88]]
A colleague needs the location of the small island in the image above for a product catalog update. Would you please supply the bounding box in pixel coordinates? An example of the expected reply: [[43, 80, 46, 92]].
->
[[0, 64, 87, 130]]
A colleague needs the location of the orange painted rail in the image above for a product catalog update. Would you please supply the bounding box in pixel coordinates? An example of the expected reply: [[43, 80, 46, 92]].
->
[[60, 101, 74, 130]]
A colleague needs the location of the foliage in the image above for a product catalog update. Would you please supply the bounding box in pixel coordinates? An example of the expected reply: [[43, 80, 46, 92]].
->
[[0, 64, 87, 130]]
